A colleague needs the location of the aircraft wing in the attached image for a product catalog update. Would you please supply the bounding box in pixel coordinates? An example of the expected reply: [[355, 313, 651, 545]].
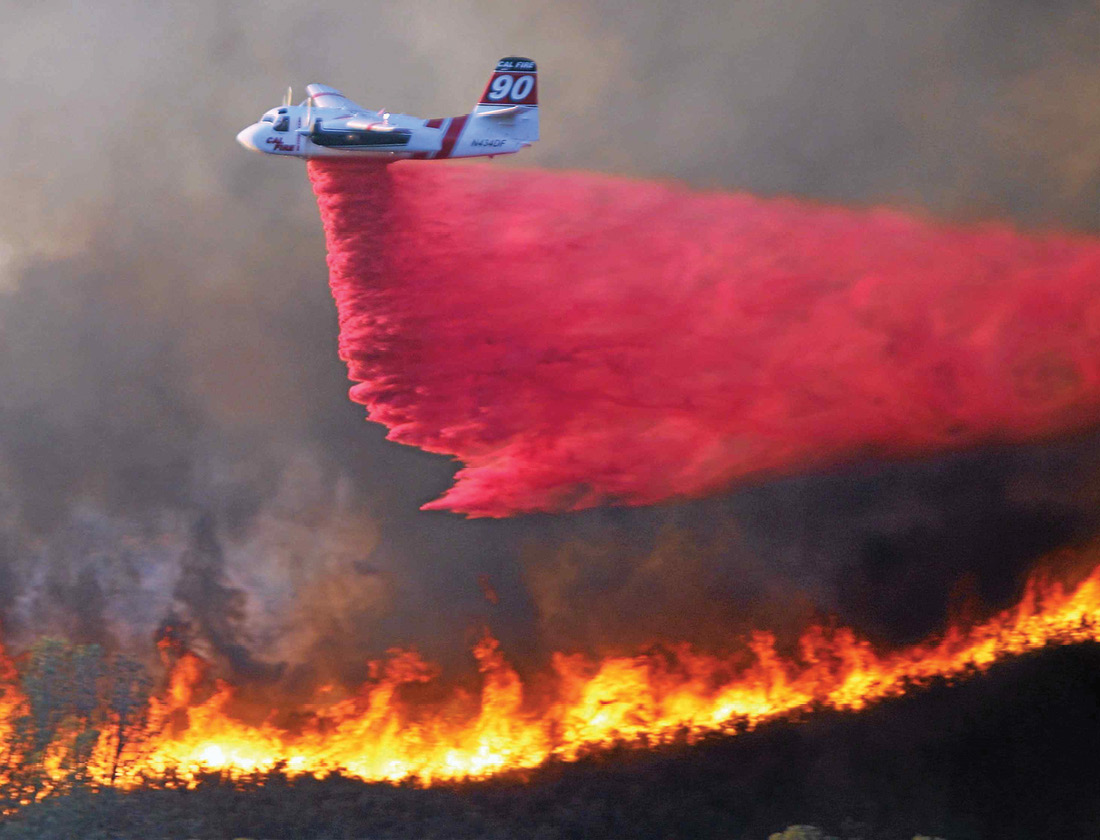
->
[[343, 117, 404, 132], [306, 84, 366, 113]]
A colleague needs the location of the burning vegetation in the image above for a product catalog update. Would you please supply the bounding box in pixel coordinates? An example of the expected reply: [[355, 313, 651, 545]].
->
[[2, 550, 1099, 806]]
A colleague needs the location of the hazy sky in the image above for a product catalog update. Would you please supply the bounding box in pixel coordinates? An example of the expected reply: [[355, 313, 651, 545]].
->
[[1, 0, 1098, 690]]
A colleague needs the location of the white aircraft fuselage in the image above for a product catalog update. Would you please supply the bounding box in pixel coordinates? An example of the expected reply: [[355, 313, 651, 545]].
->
[[236, 57, 539, 161]]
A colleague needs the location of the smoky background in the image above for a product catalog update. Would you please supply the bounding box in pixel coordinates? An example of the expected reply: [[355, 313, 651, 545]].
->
[[0, 0, 1099, 693]]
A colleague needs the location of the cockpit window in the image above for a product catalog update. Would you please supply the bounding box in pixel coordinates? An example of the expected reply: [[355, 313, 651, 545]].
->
[[273, 116, 289, 132], [261, 115, 275, 123]]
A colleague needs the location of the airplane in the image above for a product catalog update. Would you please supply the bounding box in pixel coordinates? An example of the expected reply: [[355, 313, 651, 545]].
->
[[236, 56, 538, 161]]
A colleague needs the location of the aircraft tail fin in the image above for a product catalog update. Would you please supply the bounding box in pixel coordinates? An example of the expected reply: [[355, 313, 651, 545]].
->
[[472, 56, 539, 142]]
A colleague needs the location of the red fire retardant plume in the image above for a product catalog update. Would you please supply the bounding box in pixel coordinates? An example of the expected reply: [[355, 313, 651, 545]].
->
[[308, 160, 1100, 517]]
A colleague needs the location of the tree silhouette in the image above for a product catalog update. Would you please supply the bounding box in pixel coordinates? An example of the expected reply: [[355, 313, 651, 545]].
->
[[0, 638, 152, 803], [104, 654, 152, 786]]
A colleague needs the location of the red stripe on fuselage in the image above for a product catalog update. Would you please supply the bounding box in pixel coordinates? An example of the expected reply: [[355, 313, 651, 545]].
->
[[439, 115, 469, 158], [426, 118, 445, 129]]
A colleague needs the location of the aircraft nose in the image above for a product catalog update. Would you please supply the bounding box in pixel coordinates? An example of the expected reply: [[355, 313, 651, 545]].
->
[[236, 123, 265, 152]]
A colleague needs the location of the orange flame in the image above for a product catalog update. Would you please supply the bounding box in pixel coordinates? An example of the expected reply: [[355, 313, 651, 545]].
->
[[7, 561, 1100, 790], [0, 633, 24, 788], [108, 559, 1100, 786]]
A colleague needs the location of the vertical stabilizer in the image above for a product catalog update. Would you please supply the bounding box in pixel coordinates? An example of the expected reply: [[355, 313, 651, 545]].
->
[[471, 56, 539, 143]]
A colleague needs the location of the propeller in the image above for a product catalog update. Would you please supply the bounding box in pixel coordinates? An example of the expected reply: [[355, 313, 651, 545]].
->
[[282, 86, 292, 107], [297, 95, 315, 134]]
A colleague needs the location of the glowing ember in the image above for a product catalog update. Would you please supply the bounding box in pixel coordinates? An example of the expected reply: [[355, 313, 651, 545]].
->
[[2, 557, 1091, 790]]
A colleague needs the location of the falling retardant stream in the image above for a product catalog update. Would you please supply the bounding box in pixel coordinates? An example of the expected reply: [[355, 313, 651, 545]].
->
[[308, 160, 1100, 517]]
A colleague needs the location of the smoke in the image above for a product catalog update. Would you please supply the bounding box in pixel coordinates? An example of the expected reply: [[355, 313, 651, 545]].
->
[[311, 159, 1100, 517], [0, 0, 1099, 684]]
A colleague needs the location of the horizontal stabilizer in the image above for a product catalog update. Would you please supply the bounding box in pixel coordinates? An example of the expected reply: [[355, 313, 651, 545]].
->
[[474, 105, 530, 118]]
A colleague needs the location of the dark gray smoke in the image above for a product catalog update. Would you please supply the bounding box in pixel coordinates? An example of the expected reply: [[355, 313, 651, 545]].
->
[[1, 0, 1099, 689]]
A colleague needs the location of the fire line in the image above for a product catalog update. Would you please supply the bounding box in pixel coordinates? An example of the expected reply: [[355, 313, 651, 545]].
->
[[3, 556, 1099, 792]]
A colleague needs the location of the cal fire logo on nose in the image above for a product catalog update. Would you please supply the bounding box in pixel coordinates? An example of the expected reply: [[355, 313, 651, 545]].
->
[[265, 136, 298, 152]]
